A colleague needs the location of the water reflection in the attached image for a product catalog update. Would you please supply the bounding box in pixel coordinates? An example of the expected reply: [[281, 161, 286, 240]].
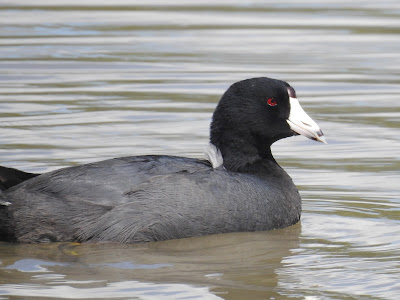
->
[[1, 280, 222, 299], [1, 226, 300, 299]]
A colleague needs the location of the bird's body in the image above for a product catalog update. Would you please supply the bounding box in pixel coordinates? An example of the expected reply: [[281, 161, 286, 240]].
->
[[1, 155, 300, 243], [0, 77, 325, 244]]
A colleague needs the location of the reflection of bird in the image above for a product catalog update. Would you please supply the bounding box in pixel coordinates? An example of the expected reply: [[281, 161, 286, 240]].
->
[[0, 77, 325, 243]]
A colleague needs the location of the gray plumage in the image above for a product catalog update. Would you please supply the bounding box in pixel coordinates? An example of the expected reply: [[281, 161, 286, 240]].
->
[[0, 77, 325, 244], [1, 156, 300, 243]]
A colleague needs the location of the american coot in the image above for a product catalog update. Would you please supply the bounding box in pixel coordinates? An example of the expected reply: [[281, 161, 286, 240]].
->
[[0, 77, 326, 244]]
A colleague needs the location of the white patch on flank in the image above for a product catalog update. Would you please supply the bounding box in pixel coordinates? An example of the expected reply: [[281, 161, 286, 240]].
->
[[204, 143, 224, 169]]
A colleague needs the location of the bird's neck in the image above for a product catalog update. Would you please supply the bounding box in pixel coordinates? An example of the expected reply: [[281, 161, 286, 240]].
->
[[210, 134, 277, 173]]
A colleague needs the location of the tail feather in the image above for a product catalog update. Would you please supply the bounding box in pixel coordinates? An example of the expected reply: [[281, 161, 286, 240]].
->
[[0, 199, 11, 206], [0, 177, 11, 206], [0, 188, 14, 242], [0, 166, 39, 191]]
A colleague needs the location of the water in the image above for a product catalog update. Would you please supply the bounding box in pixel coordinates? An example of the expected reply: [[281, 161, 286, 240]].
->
[[0, 1, 399, 299]]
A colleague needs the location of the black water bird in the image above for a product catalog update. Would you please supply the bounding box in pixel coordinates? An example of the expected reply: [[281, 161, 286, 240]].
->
[[0, 77, 326, 243]]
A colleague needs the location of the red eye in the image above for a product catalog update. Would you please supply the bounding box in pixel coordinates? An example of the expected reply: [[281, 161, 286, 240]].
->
[[267, 98, 277, 106]]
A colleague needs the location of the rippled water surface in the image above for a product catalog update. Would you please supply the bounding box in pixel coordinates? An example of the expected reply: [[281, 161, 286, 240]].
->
[[1, 1, 400, 299]]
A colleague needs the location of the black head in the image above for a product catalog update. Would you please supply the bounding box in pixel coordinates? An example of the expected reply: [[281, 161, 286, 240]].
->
[[210, 77, 325, 172]]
